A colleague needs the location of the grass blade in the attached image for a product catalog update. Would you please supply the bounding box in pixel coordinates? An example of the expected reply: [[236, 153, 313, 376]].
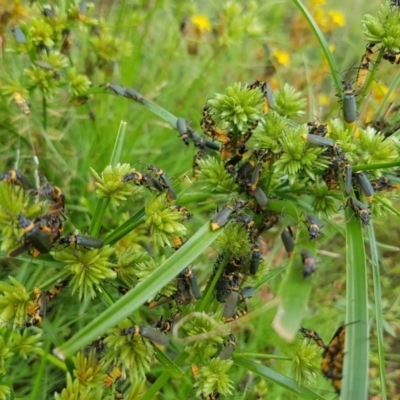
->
[[367, 222, 387, 400], [342, 207, 369, 399]]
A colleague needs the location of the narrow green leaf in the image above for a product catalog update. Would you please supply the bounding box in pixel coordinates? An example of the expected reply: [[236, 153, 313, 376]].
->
[[103, 209, 145, 245], [367, 222, 387, 400], [343, 207, 369, 399], [353, 161, 400, 171], [89, 197, 110, 238], [109, 120, 127, 167], [234, 356, 326, 400], [54, 222, 224, 359]]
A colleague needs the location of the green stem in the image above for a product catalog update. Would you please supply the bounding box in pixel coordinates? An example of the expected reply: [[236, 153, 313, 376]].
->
[[42, 93, 47, 130], [109, 120, 127, 167], [89, 197, 110, 237], [238, 353, 292, 360], [367, 223, 387, 400], [103, 208, 145, 245], [353, 160, 400, 171]]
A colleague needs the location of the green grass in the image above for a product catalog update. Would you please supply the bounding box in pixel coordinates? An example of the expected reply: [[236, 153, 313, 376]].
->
[[0, 0, 399, 399]]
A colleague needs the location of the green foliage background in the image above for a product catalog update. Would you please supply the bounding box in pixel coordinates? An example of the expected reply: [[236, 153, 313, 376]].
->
[[0, 0, 400, 399]]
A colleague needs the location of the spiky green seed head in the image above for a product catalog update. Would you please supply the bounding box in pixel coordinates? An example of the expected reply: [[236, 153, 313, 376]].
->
[[216, 222, 252, 258], [274, 84, 306, 118], [11, 328, 42, 360], [104, 321, 153, 382], [274, 126, 329, 184], [193, 358, 234, 397], [356, 127, 399, 166], [308, 180, 342, 216], [91, 164, 133, 205], [54, 246, 116, 300], [145, 195, 186, 248], [180, 313, 225, 359], [73, 351, 105, 388], [293, 341, 321, 386], [67, 68, 92, 96], [197, 156, 237, 192], [0, 277, 32, 328], [208, 82, 264, 132]]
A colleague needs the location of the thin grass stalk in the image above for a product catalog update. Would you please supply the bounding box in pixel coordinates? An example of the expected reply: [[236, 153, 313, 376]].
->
[[367, 222, 387, 400]]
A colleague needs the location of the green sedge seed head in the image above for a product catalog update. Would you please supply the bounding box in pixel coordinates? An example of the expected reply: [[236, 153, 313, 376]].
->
[[145, 195, 186, 248], [67, 67, 92, 96], [0, 335, 13, 374], [24, 65, 61, 95], [362, 4, 400, 51], [253, 111, 289, 154], [216, 222, 252, 258], [0, 277, 31, 328], [207, 82, 264, 131], [356, 128, 399, 166], [90, 32, 132, 65], [91, 163, 133, 205], [293, 341, 321, 386], [1, 80, 29, 99], [54, 373, 76, 400], [273, 84, 306, 118], [11, 329, 42, 360], [115, 247, 151, 288], [180, 313, 225, 359], [308, 180, 342, 216], [73, 351, 104, 388], [0, 384, 11, 399], [194, 358, 234, 397], [29, 18, 54, 48], [362, 14, 386, 44], [104, 321, 152, 382], [274, 126, 329, 184], [0, 181, 30, 250], [54, 246, 116, 300], [67, 2, 98, 26], [197, 156, 237, 192]]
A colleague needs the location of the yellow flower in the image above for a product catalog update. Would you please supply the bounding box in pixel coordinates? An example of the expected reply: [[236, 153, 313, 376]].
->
[[314, 8, 329, 32], [328, 10, 345, 27], [273, 49, 290, 66], [191, 14, 211, 32], [317, 94, 330, 106], [311, 0, 326, 5], [329, 44, 336, 53]]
